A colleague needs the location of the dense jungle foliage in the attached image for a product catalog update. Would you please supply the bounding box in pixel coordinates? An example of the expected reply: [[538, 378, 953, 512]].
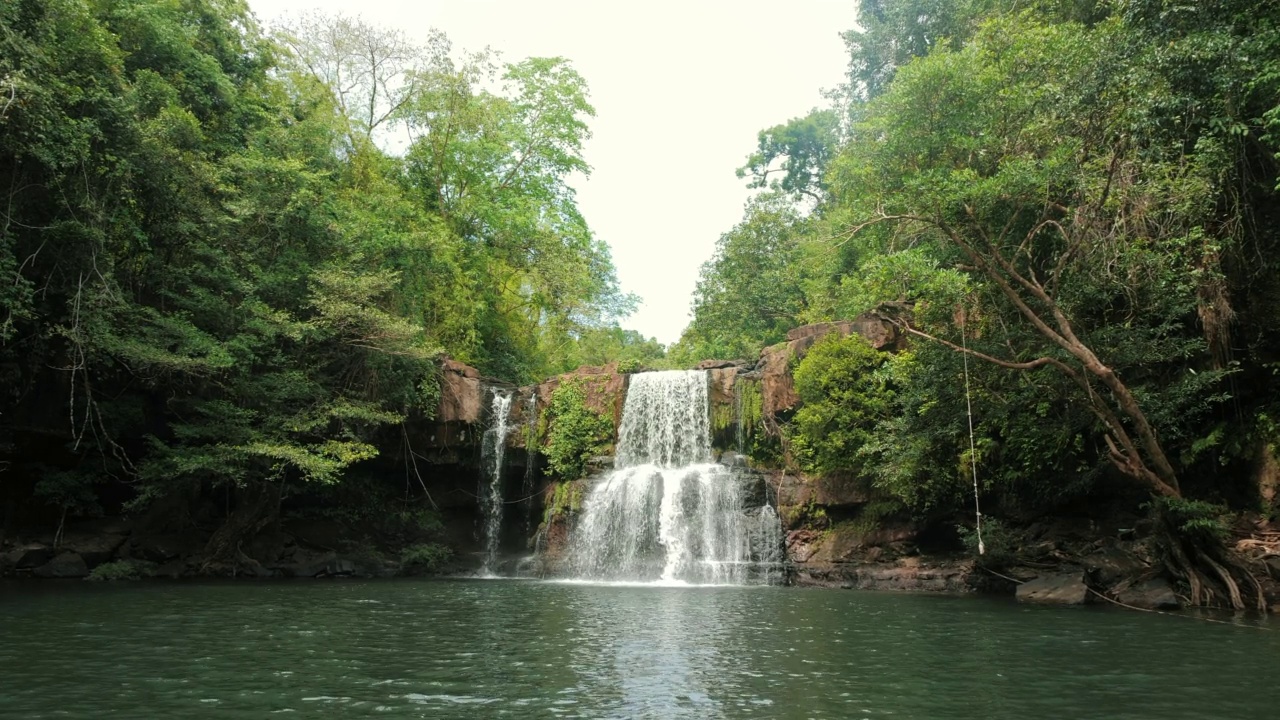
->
[[678, 0, 1280, 531], [0, 0, 655, 548]]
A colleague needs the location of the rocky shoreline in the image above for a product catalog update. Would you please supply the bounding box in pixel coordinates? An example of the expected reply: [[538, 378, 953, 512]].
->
[[6, 507, 1277, 616]]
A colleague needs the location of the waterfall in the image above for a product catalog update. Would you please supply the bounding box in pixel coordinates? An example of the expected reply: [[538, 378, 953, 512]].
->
[[752, 505, 785, 585], [615, 370, 711, 468], [479, 389, 513, 575], [567, 370, 784, 585], [521, 390, 539, 537]]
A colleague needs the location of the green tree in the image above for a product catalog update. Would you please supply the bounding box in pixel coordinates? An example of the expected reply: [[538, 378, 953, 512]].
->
[[790, 334, 896, 477], [829, 11, 1277, 607], [0, 2, 638, 564], [398, 49, 634, 380], [737, 109, 840, 203], [676, 194, 812, 362]]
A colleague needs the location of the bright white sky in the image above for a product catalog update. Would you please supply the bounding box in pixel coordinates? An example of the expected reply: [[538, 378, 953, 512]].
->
[[248, 0, 855, 345]]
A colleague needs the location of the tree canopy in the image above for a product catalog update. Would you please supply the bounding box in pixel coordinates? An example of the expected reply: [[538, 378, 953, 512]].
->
[[0, 0, 654, 553], [684, 0, 1280, 532]]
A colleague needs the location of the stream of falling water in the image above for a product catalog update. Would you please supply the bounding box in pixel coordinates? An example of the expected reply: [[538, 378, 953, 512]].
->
[[479, 389, 513, 575], [567, 370, 783, 584], [521, 390, 538, 537]]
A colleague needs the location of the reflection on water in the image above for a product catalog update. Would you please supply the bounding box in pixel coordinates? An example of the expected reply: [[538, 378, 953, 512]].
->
[[0, 579, 1276, 719]]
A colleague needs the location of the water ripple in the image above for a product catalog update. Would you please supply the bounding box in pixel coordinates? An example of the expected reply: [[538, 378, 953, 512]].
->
[[0, 579, 1276, 718]]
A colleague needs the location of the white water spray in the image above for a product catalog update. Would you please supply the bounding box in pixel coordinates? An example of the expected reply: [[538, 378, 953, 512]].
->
[[479, 389, 513, 575], [568, 370, 783, 584]]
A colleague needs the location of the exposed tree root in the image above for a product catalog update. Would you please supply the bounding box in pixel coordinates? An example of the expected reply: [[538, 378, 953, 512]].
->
[[201, 482, 280, 572], [1155, 506, 1267, 612]]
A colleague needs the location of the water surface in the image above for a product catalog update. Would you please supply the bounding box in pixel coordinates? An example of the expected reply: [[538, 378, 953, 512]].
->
[[1, 579, 1275, 718]]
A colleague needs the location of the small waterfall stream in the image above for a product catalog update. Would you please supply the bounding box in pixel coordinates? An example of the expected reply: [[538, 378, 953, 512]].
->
[[479, 389, 513, 575], [521, 390, 539, 536], [567, 370, 784, 584]]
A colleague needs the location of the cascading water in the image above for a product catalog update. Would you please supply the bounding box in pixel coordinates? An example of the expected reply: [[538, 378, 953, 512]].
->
[[567, 370, 784, 584], [479, 389, 513, 575], [521, 390, 539, 536], [753, 505, 785, 585]]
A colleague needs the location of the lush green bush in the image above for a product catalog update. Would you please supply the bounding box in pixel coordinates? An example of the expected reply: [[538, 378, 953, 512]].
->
[[401, 543, 452, 570], [788, 333, 894, 477], [543, 379, 613, 479], [543, 481, 585, 523], [86, 560, 152, 582], [1149, 496, 1230, 543], [958, 517, 1018, 571]]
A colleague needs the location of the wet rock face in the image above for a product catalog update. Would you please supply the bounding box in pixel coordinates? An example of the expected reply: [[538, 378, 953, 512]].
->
[[11, 544, 54, 570], [791, 555, 975, 592], [437, 358, 484, 425], [776, 473, 872, 518], [757, 341, 798, 421], [61, 533, 127, 567], [1113, 578, 1181, 610], [535, 364, 628, 431], [1016, 571, 1091, 605], [33, 552, 89, 579], [125, 534, 200, 563], [707, 367, 738, 408]]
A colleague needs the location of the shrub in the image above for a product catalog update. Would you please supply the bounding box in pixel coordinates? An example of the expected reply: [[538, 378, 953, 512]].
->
[[1148, 496, 1230, 543], [543, 481, 585, 523], [401, 543, 452, 570], [86, 560, 152, 582], [788, 333, 894, 476], [958, 516, 1017, 570], [544, 379, 613, 479]]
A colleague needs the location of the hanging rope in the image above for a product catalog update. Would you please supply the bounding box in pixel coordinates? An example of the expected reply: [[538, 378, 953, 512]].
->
[[961, 310, 984, 555]]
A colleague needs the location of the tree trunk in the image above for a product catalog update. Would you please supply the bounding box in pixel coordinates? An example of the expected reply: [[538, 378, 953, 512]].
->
[[202, 482, 280, 571]]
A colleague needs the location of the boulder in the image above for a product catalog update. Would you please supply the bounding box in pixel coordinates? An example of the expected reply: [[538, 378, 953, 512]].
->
[[153, 559, 186, 579], [758, 342, 798, 419], [273, 549, 336, 578], [12, 543, 54, 569], [776, 473, 872, 512], [33, 552, 89, 579], [328, 558, 357, 576], [437, 357, 484, 424], [1265, 556, 1280, 577], [1113, 578, 1181, 610], [790, 556, 974, 592], [707, 366, 738, 407], [60, 533, 127, 567], [1016, 571, 1091, 605], [849, 562, 972, 593], [242, 530, 290, 565], [1081, 541, 1150, 587], [126, 534, 199, 563], [786, 529, 822, 563], [283, 518, 346, 550]]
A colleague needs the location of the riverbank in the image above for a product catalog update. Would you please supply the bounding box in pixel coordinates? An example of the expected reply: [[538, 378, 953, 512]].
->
[[5, 507, 1278, 615]]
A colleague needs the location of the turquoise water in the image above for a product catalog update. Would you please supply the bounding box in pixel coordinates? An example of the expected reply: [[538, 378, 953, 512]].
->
[[0, 579, 1275, 718]]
